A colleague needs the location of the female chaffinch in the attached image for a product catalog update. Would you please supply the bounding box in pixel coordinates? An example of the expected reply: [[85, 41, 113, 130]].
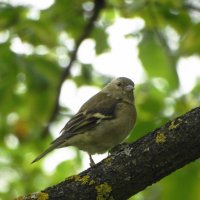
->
[[32, 77, 137, 166]]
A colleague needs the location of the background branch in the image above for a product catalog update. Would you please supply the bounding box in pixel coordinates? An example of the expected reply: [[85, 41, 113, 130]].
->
[[42, 0, 105, 137], [184, 3, 200, 12], [19, 107, 200, 199]]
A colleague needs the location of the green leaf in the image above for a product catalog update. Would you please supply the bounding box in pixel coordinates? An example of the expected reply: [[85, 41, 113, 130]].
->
[[138, 31, 179, 89], [180, 24, 200, 55], [92, 27, 109, 54]]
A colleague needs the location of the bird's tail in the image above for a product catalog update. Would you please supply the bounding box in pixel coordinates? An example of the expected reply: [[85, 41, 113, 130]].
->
[[31, 139, 64, 164]]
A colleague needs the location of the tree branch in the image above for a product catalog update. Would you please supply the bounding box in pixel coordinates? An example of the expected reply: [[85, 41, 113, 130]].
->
[[42, 0, 105, 137], [18, 107, 200, 199], [183, 3, 200, 13]]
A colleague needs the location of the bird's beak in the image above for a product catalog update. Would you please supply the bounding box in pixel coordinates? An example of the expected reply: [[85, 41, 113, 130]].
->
[[125, 85, 134, 91]]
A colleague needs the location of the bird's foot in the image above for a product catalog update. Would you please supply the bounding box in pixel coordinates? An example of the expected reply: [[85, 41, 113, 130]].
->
[[109, 142, 129, 154], [89, 154, 95, 167]]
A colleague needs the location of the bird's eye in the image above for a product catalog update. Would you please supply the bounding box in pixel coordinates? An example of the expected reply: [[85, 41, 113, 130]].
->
[[117, 82, 122, 87]]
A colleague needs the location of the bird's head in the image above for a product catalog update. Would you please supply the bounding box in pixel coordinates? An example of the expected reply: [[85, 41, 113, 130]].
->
[[103, 77, 135, 101]]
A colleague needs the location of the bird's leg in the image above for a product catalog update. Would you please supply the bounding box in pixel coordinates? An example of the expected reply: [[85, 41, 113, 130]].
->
[[89, 154, 95, 167]]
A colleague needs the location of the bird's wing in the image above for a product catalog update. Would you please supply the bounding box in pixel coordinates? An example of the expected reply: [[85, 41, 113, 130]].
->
[[52, 92, 120, 144]]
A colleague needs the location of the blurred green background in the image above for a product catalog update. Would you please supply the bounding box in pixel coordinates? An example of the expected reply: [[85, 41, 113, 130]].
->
[[0, 0, 200, 199]]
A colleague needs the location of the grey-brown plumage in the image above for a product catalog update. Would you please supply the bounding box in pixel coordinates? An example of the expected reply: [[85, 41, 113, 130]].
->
[[32, 77, 137, 166]]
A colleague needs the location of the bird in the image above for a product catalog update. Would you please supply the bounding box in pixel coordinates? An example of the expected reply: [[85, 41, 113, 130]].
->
[[32, 77, 137, 166]]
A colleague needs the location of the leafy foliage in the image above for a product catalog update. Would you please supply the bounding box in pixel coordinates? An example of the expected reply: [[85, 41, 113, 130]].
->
[[0, 0, 200, 199]]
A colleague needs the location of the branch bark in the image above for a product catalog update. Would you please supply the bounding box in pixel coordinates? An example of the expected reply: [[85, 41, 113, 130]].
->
[[18, 107, 200, 200]]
